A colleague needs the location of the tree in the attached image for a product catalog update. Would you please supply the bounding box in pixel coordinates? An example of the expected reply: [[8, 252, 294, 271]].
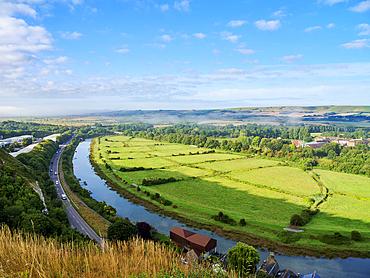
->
[[227, 242, 260, 276], [107, 217, 138, 242], [136, 222, 151, 239]]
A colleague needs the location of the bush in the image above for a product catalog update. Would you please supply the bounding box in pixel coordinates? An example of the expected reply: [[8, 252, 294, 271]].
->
[[319, 232, 350, 245], [277, 231, 301, 244], [108, 217, 138, 242], [351, 230, 362, 241], [290, 214, 303, 226], [301, 211, 311, 225], [239, 218, 246, 226], [212, 212, 236, 226]]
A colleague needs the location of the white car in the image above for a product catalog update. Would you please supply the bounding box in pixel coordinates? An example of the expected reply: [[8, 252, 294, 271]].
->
[[61, 194, 67, 200]]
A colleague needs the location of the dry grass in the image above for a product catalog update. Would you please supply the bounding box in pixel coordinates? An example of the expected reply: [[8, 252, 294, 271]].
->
[[0, 225, 191, 278]]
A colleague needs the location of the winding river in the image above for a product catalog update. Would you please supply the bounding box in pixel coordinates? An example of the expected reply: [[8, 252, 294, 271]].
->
[[73, 139, 370, 278]]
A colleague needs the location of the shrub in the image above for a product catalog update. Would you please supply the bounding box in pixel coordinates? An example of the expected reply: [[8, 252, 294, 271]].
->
[[319, 232, 350, 245], [301, 211, 311, 225], [239, 219, 246, 226], [136, 222, 151, 239], [277, 231, 301, 244], [162, 199, 172, 206], [212, 212, 236, 226], [290, 214, 303, 226], [351, 230, 362, 241]]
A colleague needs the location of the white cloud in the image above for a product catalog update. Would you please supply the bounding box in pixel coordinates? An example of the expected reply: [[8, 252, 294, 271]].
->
[[143, 43, 167, 49], [271, 10, 287, 18], [0, 16, 52, 71], [180, 34, 190, 39], [91, 7, 97, 12], [0, 2, 37, 18], [304, 26, 322, 32], [43, 56, 72, 64], [114, 49, 130, 54], [227, 20, 248, 27], [160, 4, 169, 11], [59, 31, 83, 39], [84, 61, 89, 65], [160, 34, 174, 41], [349, 0, 370, 12], [357, 24, 370, 36], [279, 54, 303, 64], [254, 20, 281, 31], [193, 33, 206, 39], [340, 39, 370, 49], [65, 69, 74, 75], [212, 68, 245, 74], [104, 62, 110, 66], [327, 23, 335, 28], [220, 31, 241, 43], [174, 0, 190, 11], [235, 49, 255, 55], [320, 0, 347, 5], [212, 49, 221, 54]]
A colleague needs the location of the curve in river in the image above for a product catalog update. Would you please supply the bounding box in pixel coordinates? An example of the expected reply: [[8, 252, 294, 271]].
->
[[73, 139, 370, 278]]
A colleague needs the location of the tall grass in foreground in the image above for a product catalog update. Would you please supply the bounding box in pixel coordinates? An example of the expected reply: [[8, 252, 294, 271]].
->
[[0, 225, 232, 278]]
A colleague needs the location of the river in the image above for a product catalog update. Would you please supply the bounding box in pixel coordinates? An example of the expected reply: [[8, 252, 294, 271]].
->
[[73, 139, 370, 278]]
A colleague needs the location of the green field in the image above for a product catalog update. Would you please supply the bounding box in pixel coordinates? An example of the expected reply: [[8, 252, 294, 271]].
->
[[313, 169, 370, 199], [227, 167, 322, 197], [116, 166, 210, 185], [92, 135, 370, 254], [198, 158, 280, 172]]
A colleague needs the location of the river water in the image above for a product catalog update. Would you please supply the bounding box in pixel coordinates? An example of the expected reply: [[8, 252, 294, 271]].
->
[[73, 139, 370, 278]]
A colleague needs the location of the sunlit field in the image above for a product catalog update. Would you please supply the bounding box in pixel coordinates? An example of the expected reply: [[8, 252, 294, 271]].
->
[[313, 169, 370, 199]]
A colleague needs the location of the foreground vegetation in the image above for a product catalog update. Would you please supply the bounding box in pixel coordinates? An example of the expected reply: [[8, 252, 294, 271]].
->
[[0, 225, 234, 278], [91, 135, 370, 258]]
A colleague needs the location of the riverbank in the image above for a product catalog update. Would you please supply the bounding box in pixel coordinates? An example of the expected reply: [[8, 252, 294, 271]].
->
[[89, 137, 370, 259]]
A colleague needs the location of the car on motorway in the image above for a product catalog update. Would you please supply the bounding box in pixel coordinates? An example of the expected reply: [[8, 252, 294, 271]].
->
[[50, 169, 53, 172], [61, 194, 67, 200], [55, 181, 59, 185], [55, 172, 57, 175]]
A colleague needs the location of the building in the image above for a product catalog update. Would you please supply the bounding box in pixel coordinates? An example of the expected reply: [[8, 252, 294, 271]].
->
[[170, 226, 217, 259], [0, 135, 33, 147]]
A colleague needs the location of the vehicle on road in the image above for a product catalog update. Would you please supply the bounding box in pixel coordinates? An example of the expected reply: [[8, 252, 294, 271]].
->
[[61, 194, 67, 200], [55, 172, 57, 175]]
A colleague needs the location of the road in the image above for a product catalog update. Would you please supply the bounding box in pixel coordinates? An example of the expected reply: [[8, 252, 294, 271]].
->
[[49, 136, 103, 245]]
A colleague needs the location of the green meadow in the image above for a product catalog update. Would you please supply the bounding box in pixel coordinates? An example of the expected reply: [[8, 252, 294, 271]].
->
[[227, 167, 322, 197], [313, 169, 370, 199], [93, 135, 370, 253]]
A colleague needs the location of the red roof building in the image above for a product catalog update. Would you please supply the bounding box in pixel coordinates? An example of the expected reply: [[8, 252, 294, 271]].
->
[[170, 226, 217, 258]]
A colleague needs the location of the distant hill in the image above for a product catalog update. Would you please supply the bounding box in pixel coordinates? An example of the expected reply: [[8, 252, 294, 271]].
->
[[77, 106, 370, 125]]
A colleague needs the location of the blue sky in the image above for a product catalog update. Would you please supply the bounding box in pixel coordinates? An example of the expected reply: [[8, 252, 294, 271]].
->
[[0, 0, 369, 116]]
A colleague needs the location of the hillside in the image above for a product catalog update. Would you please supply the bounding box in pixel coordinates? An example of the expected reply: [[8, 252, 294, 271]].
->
[[0, 142, 90, 243]]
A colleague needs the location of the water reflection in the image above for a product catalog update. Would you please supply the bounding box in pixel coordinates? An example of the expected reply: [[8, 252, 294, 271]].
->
[[72, 139, 370, 278]]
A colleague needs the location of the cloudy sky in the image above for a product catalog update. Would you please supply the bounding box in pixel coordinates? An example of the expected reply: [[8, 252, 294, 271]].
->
[[0, 0, 369, 116]]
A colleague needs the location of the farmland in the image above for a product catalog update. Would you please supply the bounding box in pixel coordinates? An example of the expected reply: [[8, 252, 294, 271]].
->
[[93, 135, 370, 254]]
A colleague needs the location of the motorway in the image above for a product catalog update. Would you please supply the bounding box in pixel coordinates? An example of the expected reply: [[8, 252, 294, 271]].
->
[[49, 136, 102, 245]]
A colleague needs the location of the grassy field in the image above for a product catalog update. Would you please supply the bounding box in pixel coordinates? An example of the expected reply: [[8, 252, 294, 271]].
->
[[227, 167, 322, 197], [313, 169, 370, 199], [198, 158, 280, 172], [91, 135, 370, 254]]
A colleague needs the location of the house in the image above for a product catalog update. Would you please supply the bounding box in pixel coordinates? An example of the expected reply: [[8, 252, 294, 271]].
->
[[304, 141, 328, 150], [170, 226, 217, 259], [257, 252, 280, 277]]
